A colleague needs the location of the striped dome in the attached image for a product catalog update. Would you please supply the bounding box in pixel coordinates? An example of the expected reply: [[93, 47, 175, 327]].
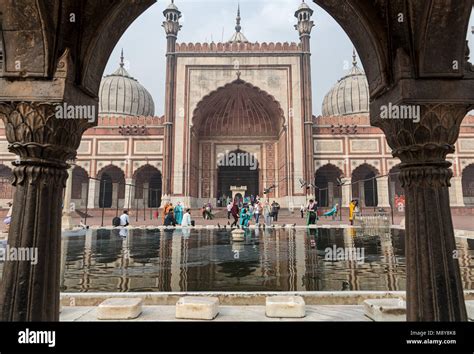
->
[[99, 56, 155, 117], [321, 56, 369, 117]]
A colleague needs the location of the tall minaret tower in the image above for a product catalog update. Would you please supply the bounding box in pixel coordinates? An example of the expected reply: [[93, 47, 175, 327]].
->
[[162, 0, 182, 202], [295, 1, 315, 195]]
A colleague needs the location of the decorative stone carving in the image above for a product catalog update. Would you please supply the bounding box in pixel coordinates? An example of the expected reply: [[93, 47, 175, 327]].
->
[[0, 101, 90, 321], [375, 104, 469, 321]]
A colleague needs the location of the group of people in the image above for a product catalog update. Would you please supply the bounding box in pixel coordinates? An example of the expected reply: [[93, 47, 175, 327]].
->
[[117, 202, 194, 228], [201, 202, 214, 220], [162, 201, 193, 227], [112, 197, 361, 230], [227, 199, 280, 228], [300, 201, 340, 223]]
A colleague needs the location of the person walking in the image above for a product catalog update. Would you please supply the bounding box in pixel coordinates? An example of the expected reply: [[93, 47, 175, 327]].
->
[[271, 201, 280, 222], [226, 201, 232, 220], [263, 201, 272, 226], [230, 202, 239, 227], [306, 200, 318, 225], [120, 210, 130, 227], [181, 209, 192, 227], [254, 201, 261, 224], [300, 204, 305, 218]]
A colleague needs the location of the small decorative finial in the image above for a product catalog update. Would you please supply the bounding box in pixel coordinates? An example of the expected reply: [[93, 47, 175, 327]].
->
[[352, 48, 357, 67], [120, 49, 124, 67], [235, 3, 242, 33], [236, 71, 241, 80]]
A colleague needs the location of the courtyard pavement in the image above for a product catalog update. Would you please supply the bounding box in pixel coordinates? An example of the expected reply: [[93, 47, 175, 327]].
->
[[60, 304, 370, 322]]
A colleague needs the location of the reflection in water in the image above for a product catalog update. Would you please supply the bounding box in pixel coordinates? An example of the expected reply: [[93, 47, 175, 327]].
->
[[29, 228, 474, 292]]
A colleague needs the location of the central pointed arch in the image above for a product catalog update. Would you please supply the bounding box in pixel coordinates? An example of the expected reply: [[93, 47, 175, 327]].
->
[[192, 79, 285, 138], [189, 79, 287, 200]]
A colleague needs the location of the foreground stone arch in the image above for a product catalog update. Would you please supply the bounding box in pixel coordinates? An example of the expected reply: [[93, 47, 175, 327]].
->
[[0, 0, 472, 321]]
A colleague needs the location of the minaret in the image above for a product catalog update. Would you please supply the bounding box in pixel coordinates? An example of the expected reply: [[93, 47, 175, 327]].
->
[[162, 0, 182, 203], [295, 1, 315, 195]]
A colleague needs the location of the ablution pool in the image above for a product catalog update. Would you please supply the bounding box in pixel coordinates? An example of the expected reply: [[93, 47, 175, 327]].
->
[[1, 227, 473, 292]]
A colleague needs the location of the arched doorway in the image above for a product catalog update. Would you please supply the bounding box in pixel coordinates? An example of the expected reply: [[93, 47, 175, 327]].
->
[[191, 79, 285, 202], [314, 164, 343, 207], [0, 165, 14, 203], [462, 164, 474, 206], [71, 166, 89, 208], [217, 149, 259, 199], [133, 165, 162, 208], [97, 166, 125, 208], [351, 164, 379, 207]]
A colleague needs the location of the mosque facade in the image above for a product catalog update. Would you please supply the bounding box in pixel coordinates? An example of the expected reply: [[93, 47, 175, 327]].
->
[[0, 1, 473, 212]]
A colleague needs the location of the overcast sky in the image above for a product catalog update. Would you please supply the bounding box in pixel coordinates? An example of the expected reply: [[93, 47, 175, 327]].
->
[[104, 0, 474, 116]]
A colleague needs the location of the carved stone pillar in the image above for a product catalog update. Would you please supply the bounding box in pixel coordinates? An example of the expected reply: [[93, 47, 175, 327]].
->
[[0, 102, 89, 321], [375, 104, 468, 321]]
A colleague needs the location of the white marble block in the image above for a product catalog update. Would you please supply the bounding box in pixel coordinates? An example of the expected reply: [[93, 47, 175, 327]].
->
[[466, 300, 474, 321], [97, 298, 143, 320], [176, 297, 219, 320], [364, 299, 406, 321], [231, 228, 245, 242], [265, 296, 306, 318]]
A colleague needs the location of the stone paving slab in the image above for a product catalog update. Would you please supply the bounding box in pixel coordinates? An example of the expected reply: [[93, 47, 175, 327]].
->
[[60, 305, 371, 322]]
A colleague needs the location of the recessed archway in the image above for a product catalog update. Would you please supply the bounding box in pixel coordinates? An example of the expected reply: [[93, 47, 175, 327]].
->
[[217, 149, 260, 200], [133, 165, 163, 208], [314, 164, 343, 207], [97, 165, 126, 208], [462, 164, 474, 206], [191, 79, 285, 201], [0, 164, 14, 204], [71, 166, 89, 200], [351, 164, 379, 207]]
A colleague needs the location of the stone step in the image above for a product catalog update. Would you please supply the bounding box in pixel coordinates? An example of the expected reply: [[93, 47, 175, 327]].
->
[[363, 298, 406, 321], [466, 300, 474, 321], [97, 298, 143, 320], [175, 297, 219, 320], [265, 296, 306, 318]]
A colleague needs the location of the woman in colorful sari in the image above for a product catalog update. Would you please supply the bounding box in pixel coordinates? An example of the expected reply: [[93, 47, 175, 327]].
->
[[349, 200, 355, 225], [239, 207, 252, 228], [174, 202, 183, 225]]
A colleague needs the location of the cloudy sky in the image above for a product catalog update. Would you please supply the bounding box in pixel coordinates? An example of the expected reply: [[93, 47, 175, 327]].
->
[[104, 0, 474, 116]]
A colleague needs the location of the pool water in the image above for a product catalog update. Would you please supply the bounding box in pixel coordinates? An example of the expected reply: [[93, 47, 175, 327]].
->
[[46, 227, 474, 292]]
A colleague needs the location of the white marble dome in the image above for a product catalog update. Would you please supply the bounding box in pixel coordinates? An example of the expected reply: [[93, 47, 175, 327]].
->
[[99, 57, 155, 117], [321, 56, 369, 117]]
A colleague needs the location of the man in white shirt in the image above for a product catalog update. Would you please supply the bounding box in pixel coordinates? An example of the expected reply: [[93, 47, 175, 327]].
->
[[181, 209, 192, 227], [120, 210, 130, 227]]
